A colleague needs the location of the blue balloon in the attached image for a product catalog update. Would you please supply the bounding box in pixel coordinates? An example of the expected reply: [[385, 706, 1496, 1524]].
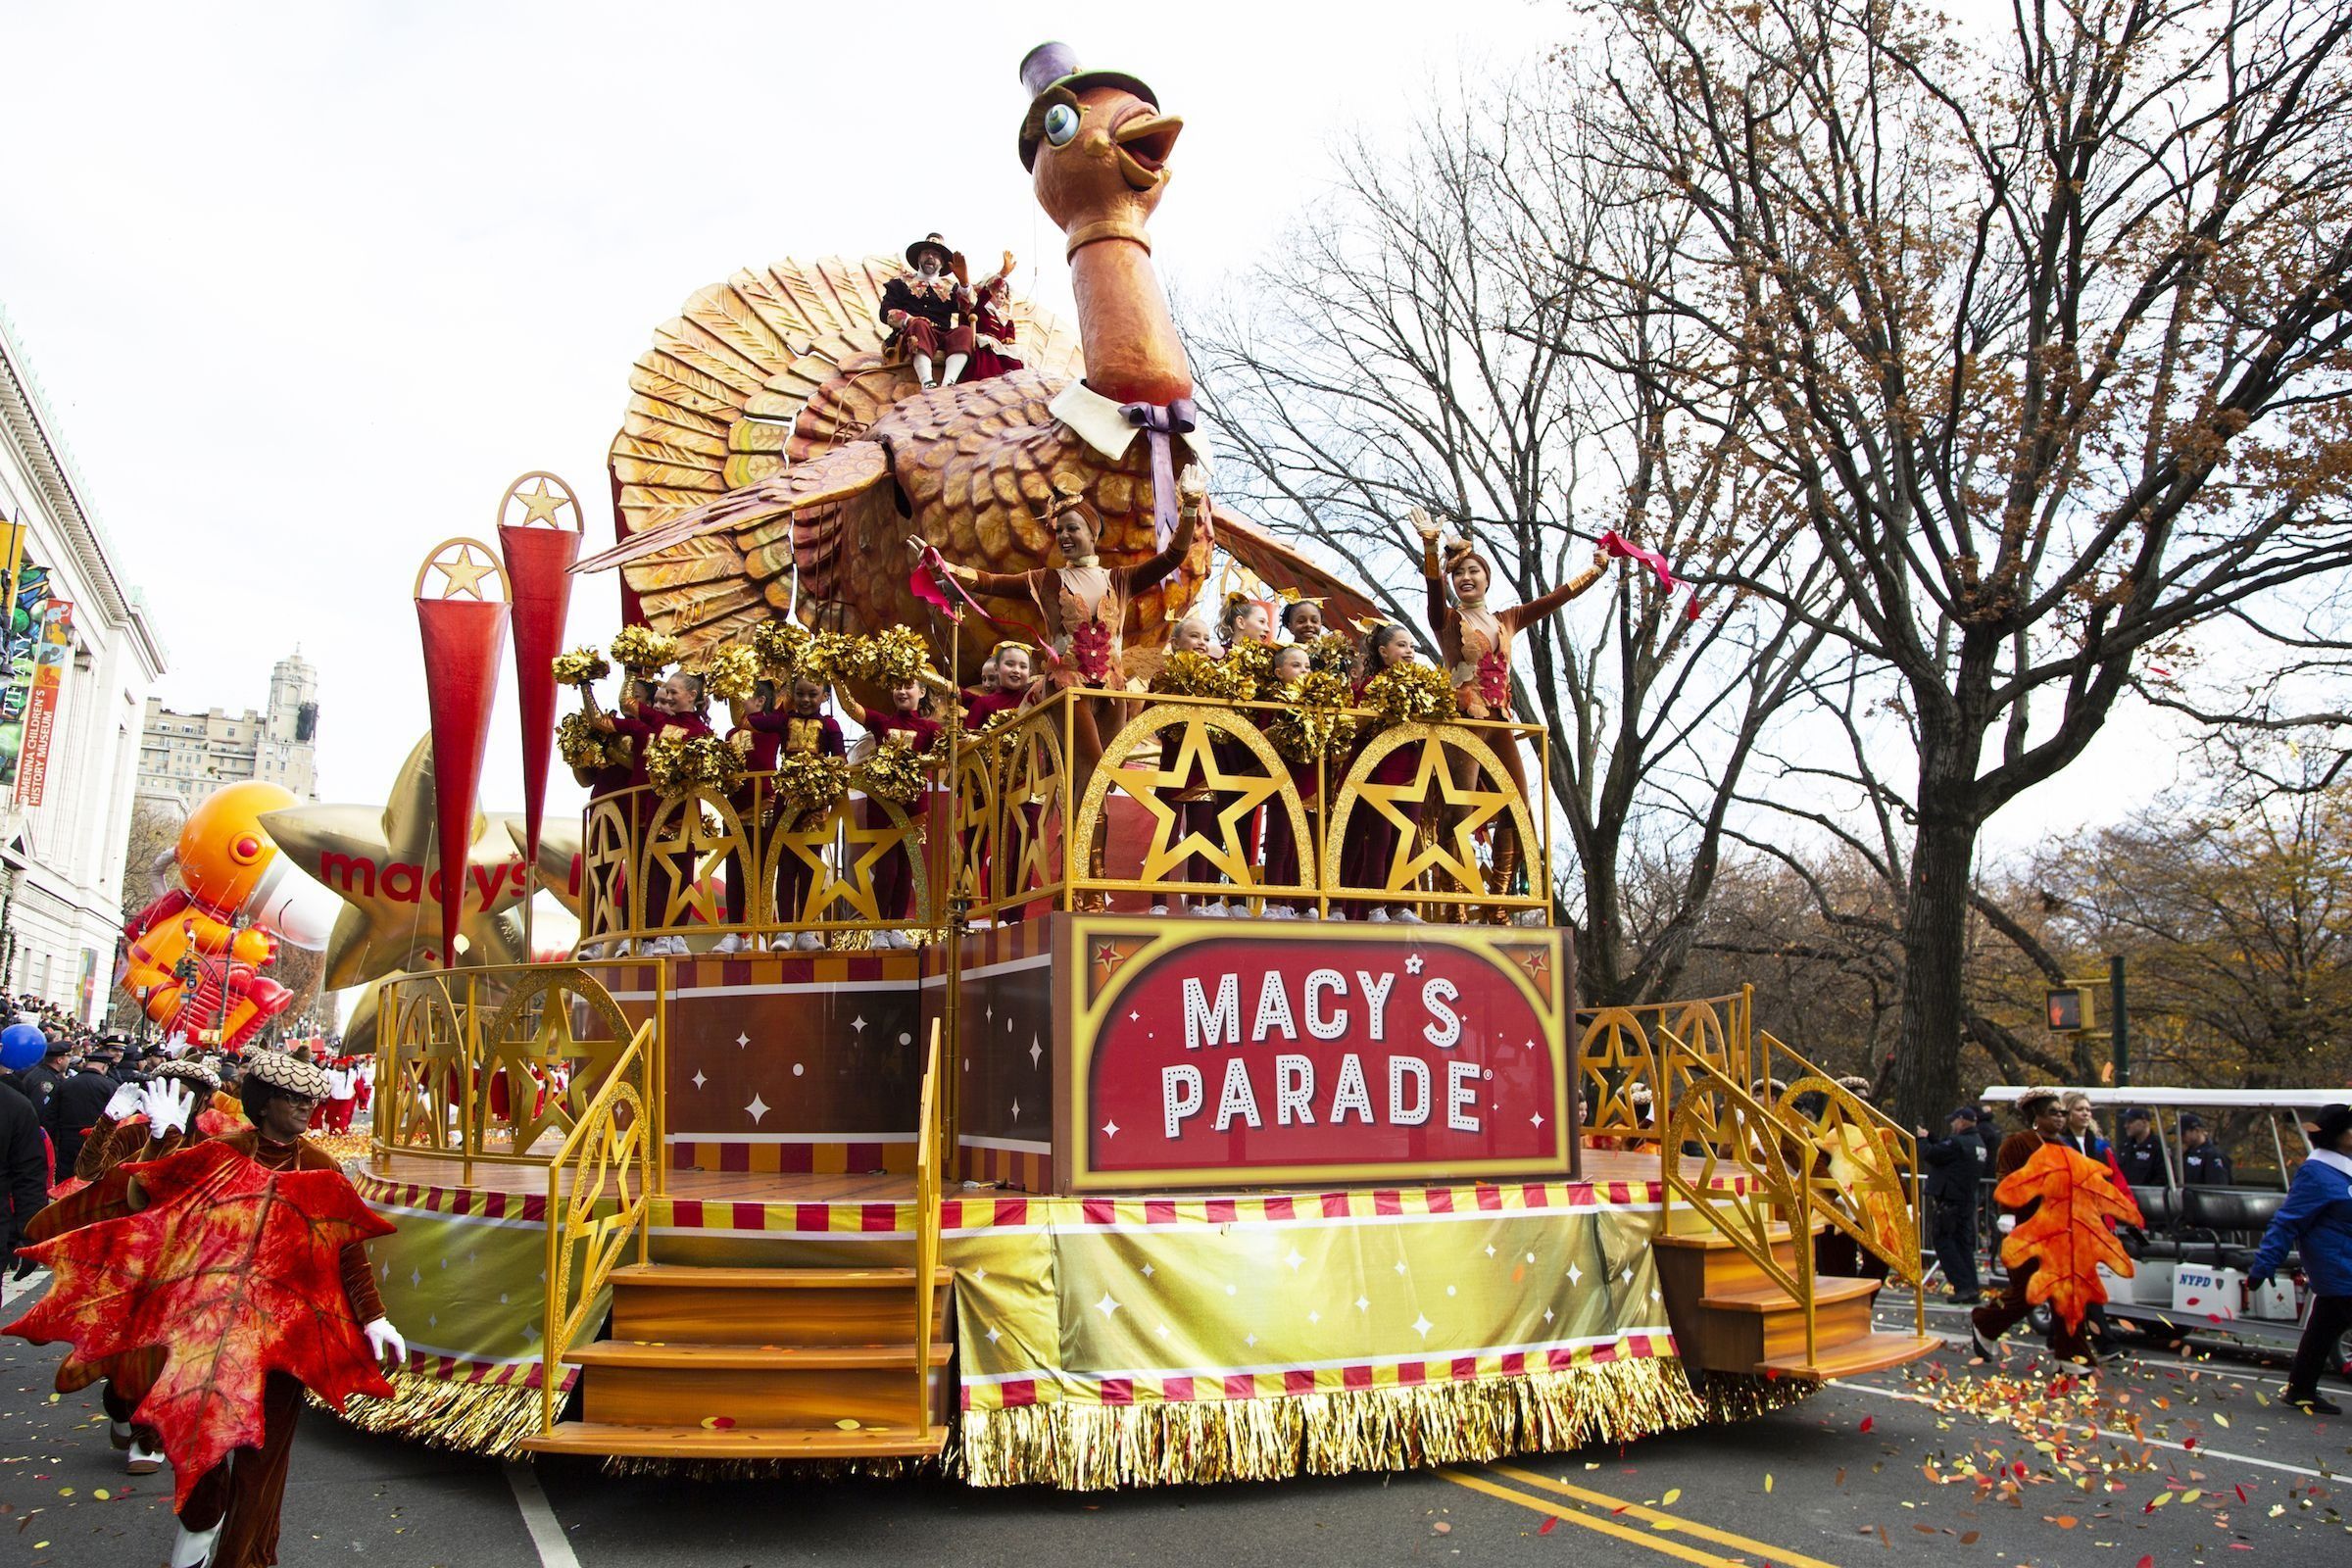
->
[[0, 1021, 45, 1071]]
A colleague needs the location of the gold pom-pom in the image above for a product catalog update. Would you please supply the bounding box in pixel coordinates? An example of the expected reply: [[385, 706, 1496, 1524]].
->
[[699, 644, 762, 703], [1361, 662, 1457, 728], [1221, 640, 1275, 700], [610, 625, 677, 677], [552, 647, 611, 688], [643, 732, 744, 801], [558, 711, 615, 769], [1265, 671, 1359, 765], [857, 625, 932, 687], [805, 631, 857, 687], [855, 742, 932, 807], [1151, 650, 1226, 697], [1307, 632, 1357, 681], [751, 620, 810, 680], [770, 752, 850, 822]]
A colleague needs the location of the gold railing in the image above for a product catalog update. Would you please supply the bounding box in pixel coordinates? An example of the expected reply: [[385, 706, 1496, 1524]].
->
[[371, 964, 662, 1191], [539, 1019, 658, 1434], [956, 688, 1553, 922], [1577, 989, 1753, 1138], [579, 774, 932, 949], [910, 1020, 946, 1433], [1638, 1006, 1927, 1363]]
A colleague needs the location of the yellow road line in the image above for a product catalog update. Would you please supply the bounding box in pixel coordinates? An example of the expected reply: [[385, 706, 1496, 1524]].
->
[[1491, 1464, 1846, 1568], [1438, 1469, 1757, 1568]]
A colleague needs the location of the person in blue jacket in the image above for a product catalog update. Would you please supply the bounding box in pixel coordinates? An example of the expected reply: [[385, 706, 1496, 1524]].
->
[[2249, 1103, 2352, 1416]]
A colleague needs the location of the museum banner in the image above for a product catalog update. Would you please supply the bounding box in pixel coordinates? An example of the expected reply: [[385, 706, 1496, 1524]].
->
[[15, 598, 73, 808]]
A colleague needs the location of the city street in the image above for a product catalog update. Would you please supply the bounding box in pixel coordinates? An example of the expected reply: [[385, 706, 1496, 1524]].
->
[[7, 1270, 2345, 1567]]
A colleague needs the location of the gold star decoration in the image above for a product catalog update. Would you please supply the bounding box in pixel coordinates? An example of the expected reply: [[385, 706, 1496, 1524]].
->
[[261, 735, 530, 990], [414, 537, 507, 603], [1351, 733, 1513, 895], [768, 804, 906, 925], [1119, 715, 1287, 886], [504, 471, 578, 529]]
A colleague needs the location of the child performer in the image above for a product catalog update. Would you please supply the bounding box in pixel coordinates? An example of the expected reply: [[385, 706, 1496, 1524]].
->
[[833, 671, 945, 948], [956, 643, 1034, 921], [1341, 624, 1431, 924], [592, 670, 713, 956], [759, 675, 847, 952], [716, 676, 781, 954], [1415, 510, 1613, 910], [1256, 643, 1322, 919], [1150, 616, 1221, 917], [1197, 593, 1277, 916]]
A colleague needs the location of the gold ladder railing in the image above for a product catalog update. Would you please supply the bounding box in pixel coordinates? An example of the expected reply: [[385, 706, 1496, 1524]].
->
[[539, 1020, 657, 1434], [911, 1019, 947, 1432]]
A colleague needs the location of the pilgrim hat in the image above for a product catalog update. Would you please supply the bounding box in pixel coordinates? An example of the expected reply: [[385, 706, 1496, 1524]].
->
[[905, 232, 955, 272], [1017, 41, 1158, 171]]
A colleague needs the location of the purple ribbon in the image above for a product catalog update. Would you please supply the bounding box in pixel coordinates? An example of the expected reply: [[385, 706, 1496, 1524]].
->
[[1121, 397, 1199, 548]]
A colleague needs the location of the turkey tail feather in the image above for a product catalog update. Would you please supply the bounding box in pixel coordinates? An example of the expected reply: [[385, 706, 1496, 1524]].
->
[[575, 443, 890, 574]]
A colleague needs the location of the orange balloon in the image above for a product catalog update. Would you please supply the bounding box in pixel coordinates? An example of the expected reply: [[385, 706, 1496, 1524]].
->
[[176, 781, 301, 913]]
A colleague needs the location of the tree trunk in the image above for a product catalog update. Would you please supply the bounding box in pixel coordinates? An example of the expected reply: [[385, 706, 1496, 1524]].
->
[[1894, 808, 1980, 1130]]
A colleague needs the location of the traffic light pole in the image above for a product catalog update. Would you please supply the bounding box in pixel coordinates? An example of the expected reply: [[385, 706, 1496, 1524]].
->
[[2110, 953, 2130, 1088]]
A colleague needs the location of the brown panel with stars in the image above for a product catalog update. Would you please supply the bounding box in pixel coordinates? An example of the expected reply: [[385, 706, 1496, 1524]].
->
[[944, 918, 1062, 1192]]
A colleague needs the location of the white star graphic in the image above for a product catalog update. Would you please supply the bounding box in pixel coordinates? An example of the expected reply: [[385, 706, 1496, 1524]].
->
[[1285, 1250, 1304, 1271], [735, 1032, 750, 1050], [1394, 1259, 1408, 1275], [746, 1094, 769, 1124], [1404, 952, 1425, 974], [1544, 1308, 1554, 1323], [1307, 1310, 1320, 1325], [1245, 1333, 1257, 1348], [1095, 1293, 1121, 1318], [1524, 1038, 1538, 1052], [1567, 1264, 1583, 1285], [1531, 1112, 1544, 1129], [1621, 1267, 1635, 1284], [974, 1268, 987, 1281], [1141, 1263, 1154, 1278], [1411, 1313, 1434, 1338], [1484, 1244, 1496, 1257], [1157, 1323, 1170, 1339], [1009, 1098, 1021, 1122], [410, 1269, 421, 1288], [851, 1015, 866, 1034], [1102, 1119, 1121, 1139], [986, 1326, 1002, 1344], [428, 1313, 439, 1328], [1029, 1037, 1044, 1068], [1355, 1296, 1370, 1312], [691, 1070, 707, 1090], [1650, 1288, 1663, 1302], [1225, 1284, 1238, 1297]]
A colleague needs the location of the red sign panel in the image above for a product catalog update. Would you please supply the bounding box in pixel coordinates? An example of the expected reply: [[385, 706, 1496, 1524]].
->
[[1065, 920, 1572, 1190]]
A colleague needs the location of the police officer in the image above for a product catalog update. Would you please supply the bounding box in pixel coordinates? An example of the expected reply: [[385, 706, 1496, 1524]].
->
[[1921, 1106, 1984, 1302], [2113, 1107, 2165, 1187], [2180, 1113, 2234, 1186]]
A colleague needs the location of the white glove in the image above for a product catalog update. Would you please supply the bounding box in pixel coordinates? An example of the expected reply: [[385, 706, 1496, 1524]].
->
[[363, 1316, 407, 1367], [143, 1080, 197, 1138], [103, 1082, 146, 1121], [1995, 1214, 2016, 1235]]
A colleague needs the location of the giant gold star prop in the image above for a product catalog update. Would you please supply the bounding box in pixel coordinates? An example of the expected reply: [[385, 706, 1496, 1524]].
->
[[1118, 715, 1287, 886], [262, 735, 530, 991], [1352, 732, 1513, 895], [507, 816, 586, 919]]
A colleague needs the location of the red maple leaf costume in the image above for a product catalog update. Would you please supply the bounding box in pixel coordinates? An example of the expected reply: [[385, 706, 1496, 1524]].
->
[[7, 1133, 394, 1563]]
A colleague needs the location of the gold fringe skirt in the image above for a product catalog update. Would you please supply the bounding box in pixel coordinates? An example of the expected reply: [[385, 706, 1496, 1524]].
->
[[315, 1368, 548, 1458]]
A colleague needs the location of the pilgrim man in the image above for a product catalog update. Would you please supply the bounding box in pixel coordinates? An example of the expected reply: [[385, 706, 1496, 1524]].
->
[[879, 232, 974, 389]]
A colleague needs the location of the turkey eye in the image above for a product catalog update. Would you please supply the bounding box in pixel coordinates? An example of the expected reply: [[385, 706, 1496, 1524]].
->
[[1044, 103, 1079, 147]]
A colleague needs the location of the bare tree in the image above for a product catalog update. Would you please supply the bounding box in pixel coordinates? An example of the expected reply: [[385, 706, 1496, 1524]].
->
[[1584, 0, 2352, 1123], [1191, 76, 1838, 1004]]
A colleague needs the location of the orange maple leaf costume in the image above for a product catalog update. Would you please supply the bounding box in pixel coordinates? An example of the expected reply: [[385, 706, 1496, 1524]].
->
[[1994, 1142, 2141, 1333], [8, 1129, 393, 1565]]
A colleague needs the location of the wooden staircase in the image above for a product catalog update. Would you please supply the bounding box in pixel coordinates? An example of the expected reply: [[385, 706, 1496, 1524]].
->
[[1654, 1221, 1939, 1379], [520, 1261, 955, 1459]]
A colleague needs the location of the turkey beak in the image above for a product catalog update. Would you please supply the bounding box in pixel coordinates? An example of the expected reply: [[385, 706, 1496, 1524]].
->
[[1113, 112, 1183, 190]]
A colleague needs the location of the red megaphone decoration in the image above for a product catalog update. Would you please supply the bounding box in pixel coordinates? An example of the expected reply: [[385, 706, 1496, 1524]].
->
[[414, 539, 512, 969], [496, 472, 583, 887]]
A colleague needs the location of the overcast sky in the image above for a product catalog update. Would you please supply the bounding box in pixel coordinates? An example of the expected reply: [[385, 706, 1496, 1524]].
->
[[0, 0, 2184, 867]]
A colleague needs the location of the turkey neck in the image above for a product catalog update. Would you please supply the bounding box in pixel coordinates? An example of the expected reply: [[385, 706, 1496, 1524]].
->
[[1069, 237, 1194, 409]]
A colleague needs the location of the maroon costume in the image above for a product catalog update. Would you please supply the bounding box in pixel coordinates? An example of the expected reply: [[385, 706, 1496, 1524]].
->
[[880, 272, 973, 364], [862, 710, 943, 921], [606, 706, 714, 931], [962, 285, 1023, 381], [1340, 672, 1427, 917], [757, 711, 846, 925]]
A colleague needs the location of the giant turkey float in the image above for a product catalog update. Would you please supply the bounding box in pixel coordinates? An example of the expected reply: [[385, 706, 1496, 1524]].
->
[[337, 41, 1939, 1487]]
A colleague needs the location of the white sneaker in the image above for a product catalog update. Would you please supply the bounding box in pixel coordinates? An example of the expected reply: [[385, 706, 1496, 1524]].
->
[[169, 1522, 220, 1568], [1198, 901, 1228, 918], [713, 933, 748, 955], [1366, 908, 1391, 923], [1324, 909, 1346, 921], [794, 930, 825, 952], [1150, 905, 1170, 917], [577, 941, 607, 959], [1393, 907, 1425, 924], [1264, 906, 1298, 920], [124, 1438, 163, 1476], [1300, 906, 1322, 921]]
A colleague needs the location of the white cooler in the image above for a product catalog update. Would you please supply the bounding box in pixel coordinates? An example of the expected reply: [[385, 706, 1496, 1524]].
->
[[2171, 1263, 2245, 1320], [2246, 1273, 2300, 1322]]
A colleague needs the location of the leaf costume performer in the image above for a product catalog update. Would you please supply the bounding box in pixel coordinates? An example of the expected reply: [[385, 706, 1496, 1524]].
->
[[7, 1049, 406, 1568], [1967, 1088, 2130, 1367], [1415, 510, 1612, 911]]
